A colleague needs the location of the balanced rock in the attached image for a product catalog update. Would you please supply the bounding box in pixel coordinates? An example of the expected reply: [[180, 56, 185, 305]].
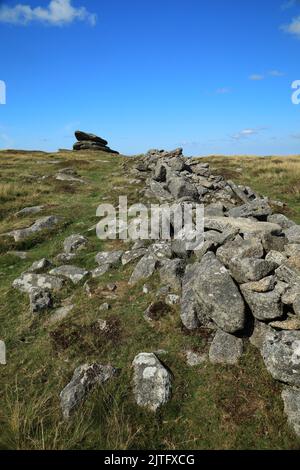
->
[[73, 130, 119, 154]]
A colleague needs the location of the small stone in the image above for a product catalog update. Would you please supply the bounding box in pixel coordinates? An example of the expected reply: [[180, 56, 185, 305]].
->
[[63, 234, 88, 254], [144, 301, 171, 321], [132, 353, 172, 411], [95, 250, 123, 267], [159, 259, 185, 291], [209, 330, 243, 365], [282, 386, 300, 437], [29, 287, 52, 313], [250, 320, 274, 351], [27, 258, 52, 273], [0, 340, 6, 365], [185, 350, 207, 366], [91, 265, 110, 278], [270, 317, 300, 330], [60, 363, 117, 419], [47, 305, 74, 325], [129, 254, 157, 286], [265, 250, 287, 266], [49, 266, 89, 285], [106, 283, 117, 292], [240, 275, 276, 293], [99, 303, 110, 311], [165, 294, 180, 306]]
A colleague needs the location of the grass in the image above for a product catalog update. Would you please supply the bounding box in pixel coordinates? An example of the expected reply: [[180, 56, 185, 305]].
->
[[0, 150, 300, 450]]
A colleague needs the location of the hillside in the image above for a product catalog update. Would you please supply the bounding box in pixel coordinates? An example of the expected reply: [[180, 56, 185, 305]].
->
[[0, 148, 300, 450]]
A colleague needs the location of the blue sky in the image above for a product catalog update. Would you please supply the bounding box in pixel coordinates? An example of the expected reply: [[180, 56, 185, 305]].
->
[[0, 0, 300, 155]]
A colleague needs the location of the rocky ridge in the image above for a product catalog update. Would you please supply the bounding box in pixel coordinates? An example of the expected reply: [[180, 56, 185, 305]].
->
[[4, 146, 300, 436]]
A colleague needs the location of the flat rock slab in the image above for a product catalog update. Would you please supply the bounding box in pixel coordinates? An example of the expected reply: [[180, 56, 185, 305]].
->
[[13, 273, 64, 293], [132, 353, 172, 412], [47, 305, 74, 325], [95, 251, 123, 267], [262, 330, 300, 387], [15, 206, 44, 217], [204, 216, 282, 237], [9, 216, 59, 242], [49, 265, 89, 284], [60, 363, 116, 419]]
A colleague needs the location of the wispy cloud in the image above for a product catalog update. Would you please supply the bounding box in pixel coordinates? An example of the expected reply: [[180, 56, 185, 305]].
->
[[281, 0, 300, 10], [0, 0, 97, 26], [249, 74, 265, 81], [291, 132, 300, 139], [231, 128, 266, 141], [216, 87, 231, 94], [281, 15, 300, 38], [269, 69, 285, 77]]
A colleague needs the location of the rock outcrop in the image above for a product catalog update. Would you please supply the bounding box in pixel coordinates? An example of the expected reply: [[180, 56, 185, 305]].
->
[[73, 130, 119, 154]]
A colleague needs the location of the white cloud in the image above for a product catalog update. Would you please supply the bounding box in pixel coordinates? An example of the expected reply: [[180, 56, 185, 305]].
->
[[269, 70, 285, 77], [231, 128, 264, 140], [249, 74, 265, 81], [281, 15, 300, 38], [0, 0, 97, 26], [216, 87, 231, 94]]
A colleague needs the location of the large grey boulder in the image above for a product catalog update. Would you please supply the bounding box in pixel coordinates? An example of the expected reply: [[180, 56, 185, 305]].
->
[[167, 176, 198, 200], [240, 281, 287, 321], [262, 232, 287, 253], [132, 353, 172, 411], [180, 263, 203, 330], [284, 225, 300, 244], [159, 259, 185, 291], [209, 330, 243, 365], [193, 252, 246, 333], [63, 234, 88, 254], [216, 236, 263, 267], [262, 330, 300, 386], [228, 199, 272, 220], [228, 258, 277, 284], [49, 265, 89, 284], [268, 214, 295, 230], [29, 287, 52, 314], [129, 254, 157, 285], [10, 216, 59, 242], [60, 363, 116, 419], [13, 273, 64, 293], [282, 387, 300, 437]]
